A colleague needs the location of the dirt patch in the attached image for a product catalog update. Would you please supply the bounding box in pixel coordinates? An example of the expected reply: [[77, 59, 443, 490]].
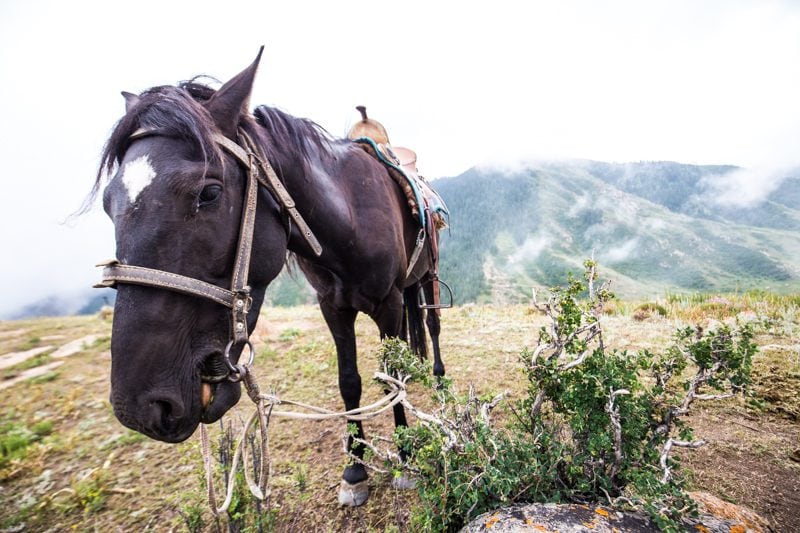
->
[[751, 344, 800, 421], [680, 407, 800, 532]]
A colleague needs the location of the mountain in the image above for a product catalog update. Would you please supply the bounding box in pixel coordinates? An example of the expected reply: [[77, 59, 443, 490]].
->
[[434, 160, 800, 303], [7, 289, 116, 320], [7, 161, 799, 319]]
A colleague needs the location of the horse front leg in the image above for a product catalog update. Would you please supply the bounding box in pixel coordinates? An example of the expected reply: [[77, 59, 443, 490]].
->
[[319, 301, 369, 506], [372, 290, 416, 490]]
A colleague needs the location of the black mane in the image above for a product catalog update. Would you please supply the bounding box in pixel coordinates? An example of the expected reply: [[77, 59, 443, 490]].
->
[[98, 83, 221, 181], [92, 80, 335, 202], [254, 105, 333, 171]]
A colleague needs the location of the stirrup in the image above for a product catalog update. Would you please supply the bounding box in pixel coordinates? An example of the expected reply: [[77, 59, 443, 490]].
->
[[417, 278, 453, 310]]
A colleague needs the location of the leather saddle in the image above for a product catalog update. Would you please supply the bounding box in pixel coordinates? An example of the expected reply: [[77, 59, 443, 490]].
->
[[348, 106, 448, 231]]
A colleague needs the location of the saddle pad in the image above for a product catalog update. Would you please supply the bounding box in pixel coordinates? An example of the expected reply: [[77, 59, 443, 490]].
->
[[353, 137, 449, 230]]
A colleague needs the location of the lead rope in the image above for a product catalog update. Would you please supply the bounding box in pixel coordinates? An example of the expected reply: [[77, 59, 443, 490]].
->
[[200, 368, 273, 517], [199, 366, 409, 517]]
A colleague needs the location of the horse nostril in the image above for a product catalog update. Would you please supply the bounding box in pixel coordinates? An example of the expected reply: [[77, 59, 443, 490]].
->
[[145, 393, 186, 426]]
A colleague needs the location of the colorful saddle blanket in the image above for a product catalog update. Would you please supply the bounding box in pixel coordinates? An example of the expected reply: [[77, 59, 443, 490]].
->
[[353, 137, 449, 230]]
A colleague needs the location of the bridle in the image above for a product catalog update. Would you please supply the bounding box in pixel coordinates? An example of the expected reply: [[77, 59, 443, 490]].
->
[[95, 127, 322, 381]]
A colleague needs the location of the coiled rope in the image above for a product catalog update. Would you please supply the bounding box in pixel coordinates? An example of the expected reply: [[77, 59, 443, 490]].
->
[[199, 367, 409, 516]]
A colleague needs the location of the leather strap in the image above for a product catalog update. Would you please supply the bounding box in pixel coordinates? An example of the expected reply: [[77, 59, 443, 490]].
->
[[213, 132, 323, 257], [94, 260, 238, 309], [98, 125, 323, 366], [228, 141, 259, 344], [130, 128, 322, 257], [405, 228, 426, 279]]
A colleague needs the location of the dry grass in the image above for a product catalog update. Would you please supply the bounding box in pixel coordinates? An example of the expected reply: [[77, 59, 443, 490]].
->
[[0, 298, 797, 531]]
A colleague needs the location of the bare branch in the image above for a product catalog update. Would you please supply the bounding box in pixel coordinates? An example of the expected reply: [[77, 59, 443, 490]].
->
[[660, 438, 705, 483], [695, 393, 734, 401], [606, 388, 630, 479], [529, 389, 547, 420], [479, 392, 509, 424]]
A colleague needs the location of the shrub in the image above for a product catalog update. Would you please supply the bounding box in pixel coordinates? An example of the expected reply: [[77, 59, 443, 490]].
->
[[633, 301, 668, 320], [377, 261, 755, 532]]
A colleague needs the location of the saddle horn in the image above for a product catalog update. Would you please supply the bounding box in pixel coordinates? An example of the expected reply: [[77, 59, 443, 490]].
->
[[348, 105, 390, 144]]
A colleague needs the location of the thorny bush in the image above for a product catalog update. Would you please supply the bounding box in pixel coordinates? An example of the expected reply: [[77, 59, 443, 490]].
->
[[378, 260, 756, 532]]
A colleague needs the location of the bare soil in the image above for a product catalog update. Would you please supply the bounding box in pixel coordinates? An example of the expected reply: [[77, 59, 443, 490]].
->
[[0, 304, 797, 532]]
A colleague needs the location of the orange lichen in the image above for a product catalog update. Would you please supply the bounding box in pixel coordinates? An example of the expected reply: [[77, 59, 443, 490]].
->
[[729, 525, 746, 533], [595, 507, 610, 518]]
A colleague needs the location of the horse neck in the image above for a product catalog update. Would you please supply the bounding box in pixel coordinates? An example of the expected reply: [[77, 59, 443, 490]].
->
[[265, 141, 353, 260]]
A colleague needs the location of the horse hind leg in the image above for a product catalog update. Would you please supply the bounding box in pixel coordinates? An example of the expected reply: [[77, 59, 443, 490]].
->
[[423, 280, 446, 378], [403, 285, 428, 361], [319, 301, 369, 506]]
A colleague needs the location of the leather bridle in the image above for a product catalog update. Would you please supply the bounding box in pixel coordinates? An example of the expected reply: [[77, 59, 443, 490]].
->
[[95, 128, 322, 381]]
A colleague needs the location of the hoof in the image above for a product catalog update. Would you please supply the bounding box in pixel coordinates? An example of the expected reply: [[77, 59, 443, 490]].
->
[[390, 473, 416, 490], [338, 479, 369, 507]]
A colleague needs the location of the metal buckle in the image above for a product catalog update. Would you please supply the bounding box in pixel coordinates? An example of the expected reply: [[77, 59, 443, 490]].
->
[[223, 339, 255, 382]]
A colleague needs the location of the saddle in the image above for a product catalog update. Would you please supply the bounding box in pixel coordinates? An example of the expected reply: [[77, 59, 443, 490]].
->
[[348, 107, 449, 232], [348, 107, 451, 309]]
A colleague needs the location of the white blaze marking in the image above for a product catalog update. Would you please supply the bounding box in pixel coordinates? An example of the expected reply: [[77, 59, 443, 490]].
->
[[121, 155, 157, 203]]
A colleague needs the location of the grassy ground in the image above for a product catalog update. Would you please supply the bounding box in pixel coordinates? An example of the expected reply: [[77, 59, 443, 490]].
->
[[0, 297, 797, 532]]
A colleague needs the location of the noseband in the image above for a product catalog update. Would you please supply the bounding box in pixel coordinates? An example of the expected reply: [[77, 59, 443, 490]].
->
[[95, 128, 322, 381]]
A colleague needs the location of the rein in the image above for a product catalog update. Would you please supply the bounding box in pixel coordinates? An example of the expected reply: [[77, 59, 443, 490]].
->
[[95, 127, 322, 380]]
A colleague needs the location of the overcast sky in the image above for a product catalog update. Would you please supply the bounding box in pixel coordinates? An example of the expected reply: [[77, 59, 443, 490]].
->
[[1, 0, 799, 317]]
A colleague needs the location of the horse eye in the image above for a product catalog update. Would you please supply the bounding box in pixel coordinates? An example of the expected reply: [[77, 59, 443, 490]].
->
[[198, 184, 223, 205]]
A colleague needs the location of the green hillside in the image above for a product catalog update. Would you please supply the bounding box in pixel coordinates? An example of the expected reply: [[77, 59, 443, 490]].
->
[[435, 161, 800, 303]]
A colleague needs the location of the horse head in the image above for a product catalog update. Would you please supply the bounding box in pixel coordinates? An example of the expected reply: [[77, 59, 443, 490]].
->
[[98, 49, 288, 442]]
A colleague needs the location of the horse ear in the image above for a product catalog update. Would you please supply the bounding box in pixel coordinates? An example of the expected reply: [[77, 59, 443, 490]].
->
[[122, 91, 140, 113], [205, 46, 264, 137]]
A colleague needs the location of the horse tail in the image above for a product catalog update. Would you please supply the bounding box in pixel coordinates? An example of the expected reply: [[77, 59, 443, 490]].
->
[[403, 285, 428, 361]]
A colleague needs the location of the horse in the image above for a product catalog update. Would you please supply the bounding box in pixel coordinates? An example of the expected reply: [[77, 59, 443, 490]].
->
[[92, 48, 446, 506]]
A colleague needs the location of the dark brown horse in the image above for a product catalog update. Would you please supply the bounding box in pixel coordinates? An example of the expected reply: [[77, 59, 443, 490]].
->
[[93, 49, 445, 505]]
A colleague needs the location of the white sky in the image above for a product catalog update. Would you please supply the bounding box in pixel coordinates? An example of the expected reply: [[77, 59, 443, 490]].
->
[[1, 0, 799, 317]]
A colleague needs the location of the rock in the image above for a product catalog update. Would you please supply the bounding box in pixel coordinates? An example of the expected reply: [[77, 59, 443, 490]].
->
[[51, 334, 100, 358], [0, 329, 27, 340], [460, 503, 654, 532], [688, 491, 770, 533], [0, 346, 54, 370], [0, 361, 63, 390], [460, 495, 771, 533]]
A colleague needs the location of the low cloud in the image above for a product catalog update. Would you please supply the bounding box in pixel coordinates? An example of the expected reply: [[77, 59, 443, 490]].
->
[[702, 164, 796, 208], [567, 193, 590, 217], [508, 233, 551, 267], [601, 238, 640, 264]]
